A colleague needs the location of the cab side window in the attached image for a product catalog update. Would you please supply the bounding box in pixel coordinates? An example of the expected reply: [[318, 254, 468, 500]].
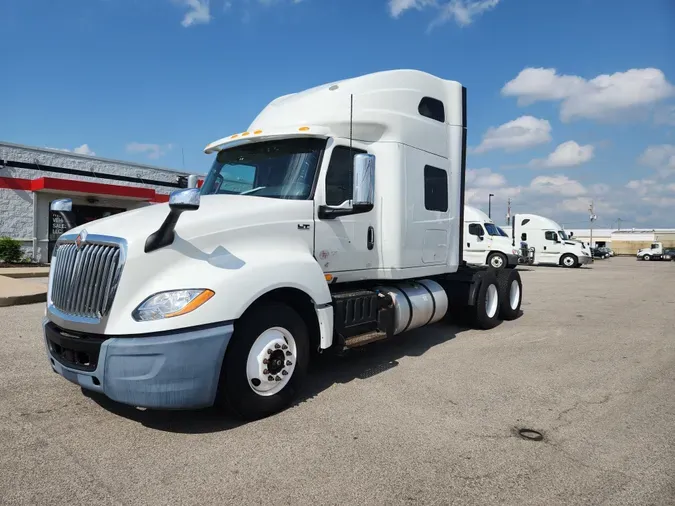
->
[[469, 224, 483, 236], [325, 146, 366, 205], [545, 231, 558, 241]]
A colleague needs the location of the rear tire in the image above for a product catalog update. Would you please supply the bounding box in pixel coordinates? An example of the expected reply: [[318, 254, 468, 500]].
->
[[561, 254, 578, 268], [496, 269, 522, 321], [217, 303, 309, 421], [487, 252, 507, 270], [468, 271, 502, 330]]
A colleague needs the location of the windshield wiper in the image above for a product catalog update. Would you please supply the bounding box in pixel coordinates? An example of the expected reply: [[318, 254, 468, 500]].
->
[[240, 186, 267, 195]]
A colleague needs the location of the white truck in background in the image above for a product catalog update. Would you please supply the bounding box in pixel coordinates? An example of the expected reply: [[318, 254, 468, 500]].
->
[[463, 205, 520, 269], [637, 242, 674, 261], [511, 213, 592, 268], [43, 70, 525, 421]]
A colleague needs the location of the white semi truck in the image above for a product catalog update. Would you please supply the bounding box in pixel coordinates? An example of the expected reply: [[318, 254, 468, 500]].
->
[[511, 213, 592, 268], [463, 205, 520, 269], [43, 70, 524, 420]]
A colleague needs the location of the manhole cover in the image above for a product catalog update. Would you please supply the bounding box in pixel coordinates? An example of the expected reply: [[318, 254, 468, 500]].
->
[[517, 428, 544, 441]]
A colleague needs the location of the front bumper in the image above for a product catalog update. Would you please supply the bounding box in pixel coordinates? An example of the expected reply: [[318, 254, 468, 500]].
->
[[579, 255, 593, 265], [506, 253, 520, 267], [42, 319, 234, 409]]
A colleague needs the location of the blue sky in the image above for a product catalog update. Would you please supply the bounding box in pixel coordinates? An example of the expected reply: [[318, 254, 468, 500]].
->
[[2, 0, 674, 227]]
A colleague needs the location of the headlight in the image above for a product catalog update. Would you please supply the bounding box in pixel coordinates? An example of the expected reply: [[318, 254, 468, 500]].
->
[[132, 289, 215, 322]]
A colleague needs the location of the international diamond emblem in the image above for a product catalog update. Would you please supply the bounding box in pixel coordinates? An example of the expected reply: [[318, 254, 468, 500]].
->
[[76, 229, 88, 249]]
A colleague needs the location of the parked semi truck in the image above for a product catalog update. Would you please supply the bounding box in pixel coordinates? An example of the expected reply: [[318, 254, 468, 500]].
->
[[636, 242, 675, 261], [463, 205, 520, 269], [43, 70, 524, 421], [511, 213, 592, 268]]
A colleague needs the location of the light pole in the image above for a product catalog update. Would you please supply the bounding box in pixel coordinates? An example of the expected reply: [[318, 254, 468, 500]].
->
[[589, 201, 597, 248], [488, 193, 494, 219]]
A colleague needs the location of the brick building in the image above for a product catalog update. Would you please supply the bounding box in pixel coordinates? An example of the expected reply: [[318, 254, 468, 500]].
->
[[0, 141, 199, 263]]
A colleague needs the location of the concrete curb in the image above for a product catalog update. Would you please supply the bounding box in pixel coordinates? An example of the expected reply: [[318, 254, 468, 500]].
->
[[0, 292, 47, 307], [0, 275, 47, 308], [0, 267, 51, 279]]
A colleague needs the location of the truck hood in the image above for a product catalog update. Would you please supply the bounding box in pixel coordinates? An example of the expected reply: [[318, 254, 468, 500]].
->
[[63, 194, 313, 248]]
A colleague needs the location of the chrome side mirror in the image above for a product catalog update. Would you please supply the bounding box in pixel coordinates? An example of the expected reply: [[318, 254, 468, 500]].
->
[[187, 174, 199, 189], [352, 153, 375, 207], [169, 188, 200, 211], [50, 199, 73, 212]]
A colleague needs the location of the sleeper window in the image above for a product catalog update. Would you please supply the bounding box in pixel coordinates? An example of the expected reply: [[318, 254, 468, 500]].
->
[[325, 146, 366, 206], [418, 97, 445, 123], [424, 165, 448, 212]]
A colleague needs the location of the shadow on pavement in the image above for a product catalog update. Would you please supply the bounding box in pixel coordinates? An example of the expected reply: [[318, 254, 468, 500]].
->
[[83, 320, 466, 434]]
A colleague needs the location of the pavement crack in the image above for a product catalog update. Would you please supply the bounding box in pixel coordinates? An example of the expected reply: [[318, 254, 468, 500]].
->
[[555, 393, 612, 423]]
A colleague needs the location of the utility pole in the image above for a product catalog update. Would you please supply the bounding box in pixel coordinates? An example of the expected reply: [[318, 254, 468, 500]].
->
[[488, 193, 494, 219], [589, 201, 597, 248], [506, 197, 511, 226]]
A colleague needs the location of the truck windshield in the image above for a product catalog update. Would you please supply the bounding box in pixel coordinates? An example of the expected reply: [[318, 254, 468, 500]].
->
[[496, 226, 509, 237], [484, 223, 500, 236], [200, 137, 327, 200], [558, 230, 569, 240]]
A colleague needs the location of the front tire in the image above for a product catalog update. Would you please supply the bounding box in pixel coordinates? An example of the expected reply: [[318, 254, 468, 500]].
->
[[487, 252, 507, 270], [217, 303, 309, 421], [643, 254, 651, 261], [561, 254, 578, 268], [468, 271, 502, 330]]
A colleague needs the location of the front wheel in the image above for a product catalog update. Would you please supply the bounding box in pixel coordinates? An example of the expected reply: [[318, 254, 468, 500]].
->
[[561, 254, 578, 268], [217, 303, 309, 421], [643, 255, 651, 261], [487, 252, 507, 270]]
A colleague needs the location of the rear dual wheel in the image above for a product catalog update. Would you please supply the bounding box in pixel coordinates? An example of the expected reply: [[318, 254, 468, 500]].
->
[[468, 271, 502, 330], [495, 268, 522, 320]]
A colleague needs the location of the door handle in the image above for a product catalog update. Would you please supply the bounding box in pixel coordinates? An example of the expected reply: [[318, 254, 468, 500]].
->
[[367, 226, 374, 250]]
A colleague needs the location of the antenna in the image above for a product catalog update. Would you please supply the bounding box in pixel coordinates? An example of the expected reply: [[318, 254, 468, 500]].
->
[[349, 94, 354, 203]]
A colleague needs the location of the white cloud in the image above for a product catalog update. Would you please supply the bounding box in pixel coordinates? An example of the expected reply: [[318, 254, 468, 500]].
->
[[560, 197, 618, 214], [472, 115, 551, 154], [528, 140, 594, 169], [46, 144, 96, 156], [625, 178, 675, 209], [529, 175, 587, 197], [126, 142, 173, 159], [466, 167, 506, 187], [73, 144, 96, 156], [502, 67, 675, 122], [177, 0, 211, 27], [389, 0, 500, 27], [638, 144, 675, 177]]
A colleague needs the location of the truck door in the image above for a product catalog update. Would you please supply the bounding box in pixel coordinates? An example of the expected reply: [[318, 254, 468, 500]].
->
[[465, 223, 487, 264], [313, 144, 379, 276], [542, 230, 562, 263]]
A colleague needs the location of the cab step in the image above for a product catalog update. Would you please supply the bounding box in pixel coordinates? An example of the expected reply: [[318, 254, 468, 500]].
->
[[344, 330, 388, 348]]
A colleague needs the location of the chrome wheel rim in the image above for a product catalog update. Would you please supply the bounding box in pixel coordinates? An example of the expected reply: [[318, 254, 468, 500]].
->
[[246, 327, 297, 397]]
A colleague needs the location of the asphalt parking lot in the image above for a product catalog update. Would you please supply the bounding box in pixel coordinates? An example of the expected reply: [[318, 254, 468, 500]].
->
[[1, 257, 674, 506]]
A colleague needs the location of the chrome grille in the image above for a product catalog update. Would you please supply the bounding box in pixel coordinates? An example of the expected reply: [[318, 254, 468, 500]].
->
[[50, 241, 124, 319]]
